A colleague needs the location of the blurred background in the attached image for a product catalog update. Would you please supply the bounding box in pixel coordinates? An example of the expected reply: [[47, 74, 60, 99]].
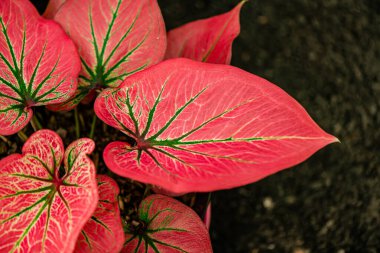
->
[[31, 0, 379, 252]]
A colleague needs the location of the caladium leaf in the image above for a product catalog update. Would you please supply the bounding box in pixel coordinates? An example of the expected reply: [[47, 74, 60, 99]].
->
[[95, 58, 338, 195], [165, 1, 246, 64], [75, 175, 124, 253], [0, 0, 80, 135], [0, 130, 98, 253], [123, 194, 212, 253], [48, 0, 167, 111], [43, 0, 66, 19]]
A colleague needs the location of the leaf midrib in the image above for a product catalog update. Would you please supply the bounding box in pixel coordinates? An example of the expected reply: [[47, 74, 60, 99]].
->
[[0, 17, 66, 110], [83, 0, 145, 92]]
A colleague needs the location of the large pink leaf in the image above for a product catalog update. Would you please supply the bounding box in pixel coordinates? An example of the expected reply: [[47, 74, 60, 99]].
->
[[0, 130, 98, 253], [95, 58, 337, 195], [123, 194, 212, 253], [165, 1, 246, 64], [75, 175, 124, 253], [0, 0, 80, 135], [48, 0, 167, 111]]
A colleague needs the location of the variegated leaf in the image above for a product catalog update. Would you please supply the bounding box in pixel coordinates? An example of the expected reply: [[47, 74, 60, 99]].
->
[[75, 175, 124, 253], [48, 0, 166, 111], [123, 194, 212, 253], [95, 58, 337, 194], [165, 1, 246, 64], [0, 0, 80, 135], [0, 130, 98, 253]]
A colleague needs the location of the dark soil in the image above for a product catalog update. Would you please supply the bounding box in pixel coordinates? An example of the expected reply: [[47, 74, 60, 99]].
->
[[10, 1, 380, 252]]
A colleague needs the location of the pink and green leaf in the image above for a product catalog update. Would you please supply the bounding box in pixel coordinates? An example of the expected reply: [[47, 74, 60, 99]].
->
[[123, 194, 212, 253], [165, 1, 246, 64], [0, 0, 81, 135], [48, 0, 167, 111], [75, 175, 124, 253], [95, 58, 338, 194], [0, 130, 98, 253]]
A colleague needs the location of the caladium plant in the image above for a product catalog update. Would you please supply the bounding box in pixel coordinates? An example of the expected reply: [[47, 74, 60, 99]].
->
[[45, 0, 166, 111], [0, 0, 80, 135], [0, 130, 97, 252], [95, 58, 337, 194], [165, 0, 246, 64], [123, 194, 212, 253], [75, 175, 124, 253], [0, 0, 338, 252]]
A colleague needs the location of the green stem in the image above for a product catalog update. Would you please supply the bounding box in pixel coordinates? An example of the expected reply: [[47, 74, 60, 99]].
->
[[30, 114, 42, 131], [89, 114, 97, 139], [0, 135, 10, 144], [74, 107, 80, 139], [143, 185, 151, 198], [17, 131, 28, 142]]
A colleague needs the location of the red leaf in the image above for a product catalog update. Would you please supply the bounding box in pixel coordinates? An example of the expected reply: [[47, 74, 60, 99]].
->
[[0, 130, 98, 253], [43, 0, 66, 19], [95, 58, 337, 194], [123, 194, 212, 253], [0, 0, 81, 135], [165, 1, 246, 64], [75, 175, 124, 253], [48, 0, 167, 111]]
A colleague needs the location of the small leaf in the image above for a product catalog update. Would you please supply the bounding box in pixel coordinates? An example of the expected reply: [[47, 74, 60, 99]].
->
[[75, 175, 124, 253], [95, 58, 338, 194], [123, 194, 212, 253], [0, 130, 98, 253], [165, 1, 246, 64], [0, 0, 81, 135], [48, 0, 167, 111], [43, 0, 66, 19]]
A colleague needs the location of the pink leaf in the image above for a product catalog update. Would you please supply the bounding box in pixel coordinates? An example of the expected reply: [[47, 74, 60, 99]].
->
[[165, 1, 246, 64], [48, 0, 167, 111], [75, 175, 124, 253], [0, 0, 81, 135], [43, 0, 66, 19], [0, 130, 98, 253], [95, 58, 338, 195], [203, 203, 212, 231], [123, 194, 212, 253]]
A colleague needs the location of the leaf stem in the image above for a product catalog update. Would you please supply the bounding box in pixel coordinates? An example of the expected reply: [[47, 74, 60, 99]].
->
[[17, 131, 28, 142], [0, 135, 10, 144], [89, 114, 97, 139], [30, 114, 42, 131], [74, 107, 80, 139], [143, 185, 151, 198]]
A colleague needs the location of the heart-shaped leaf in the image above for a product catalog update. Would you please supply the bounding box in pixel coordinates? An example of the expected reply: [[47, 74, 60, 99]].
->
[[0, 0, 81, 135], [95, 58, 337, 194], [75, 175, 124, 253], [165, 1, 246, 64], [43, 0, 66, 19], [48, 0, 167, 111], [0, 130, 98, 253], [123, 194, 212, 253]]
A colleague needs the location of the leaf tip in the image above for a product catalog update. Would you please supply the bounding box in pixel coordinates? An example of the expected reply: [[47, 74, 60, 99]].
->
[[331, 135, 340, 144]]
